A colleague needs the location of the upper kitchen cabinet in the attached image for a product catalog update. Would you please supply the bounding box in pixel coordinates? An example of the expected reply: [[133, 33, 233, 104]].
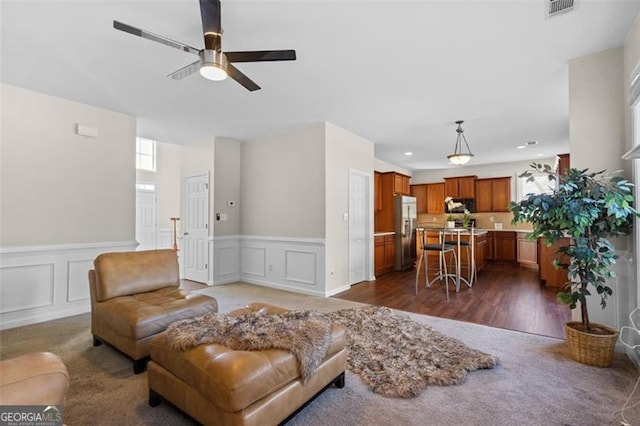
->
[[410, 184, 428, 214], [375, 171, 411, 231], [475, 177, 512, 212], [426, 183, 445, 214], [374, 171, 382, 212], [389, 172, 411, 196], [444, 176, 476, 199], [558, 153, 570, 176]]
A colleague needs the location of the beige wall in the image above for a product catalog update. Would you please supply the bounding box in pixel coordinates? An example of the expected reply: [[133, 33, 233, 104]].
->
[[325, 122, 375, 292], [241, 123, 325, 238], [0, 84, 136, 246], [624, 15, 640, 157], [569, 47, 625, 175], [374, 158, 412, 176], [214, 137, 241, 236]]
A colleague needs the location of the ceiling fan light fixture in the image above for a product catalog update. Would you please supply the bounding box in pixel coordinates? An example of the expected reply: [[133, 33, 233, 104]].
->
[[447, 120, 474, 166], [199, 49, 228, 81]]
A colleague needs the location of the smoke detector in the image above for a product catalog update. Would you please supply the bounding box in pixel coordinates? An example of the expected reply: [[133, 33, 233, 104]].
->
[[548, 0, 575, 17]]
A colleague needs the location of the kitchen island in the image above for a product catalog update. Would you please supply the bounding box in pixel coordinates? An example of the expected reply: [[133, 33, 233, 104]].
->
[[415, 227, 488, 282]]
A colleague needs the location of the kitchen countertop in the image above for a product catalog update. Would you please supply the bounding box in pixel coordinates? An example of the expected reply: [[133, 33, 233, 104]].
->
[[374, 231, 395, 237], [476, 228, 533, 233]]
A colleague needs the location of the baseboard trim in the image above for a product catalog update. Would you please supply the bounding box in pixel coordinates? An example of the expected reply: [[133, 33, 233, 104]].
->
[[325, 284, 351, 297], [241, 277, 326, 298], [0, 305, 90, 330]]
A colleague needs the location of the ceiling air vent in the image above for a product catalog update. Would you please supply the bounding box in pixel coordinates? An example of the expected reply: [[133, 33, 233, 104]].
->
[[548, 0, 575, 17]]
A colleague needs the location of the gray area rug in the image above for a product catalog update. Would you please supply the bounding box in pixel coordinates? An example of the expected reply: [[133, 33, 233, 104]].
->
[[0, 282, 638, 425]]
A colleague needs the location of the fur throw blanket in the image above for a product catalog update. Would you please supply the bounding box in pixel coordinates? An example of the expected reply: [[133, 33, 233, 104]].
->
[[165, 310, 332, 384], [319, 306, 500, 398]]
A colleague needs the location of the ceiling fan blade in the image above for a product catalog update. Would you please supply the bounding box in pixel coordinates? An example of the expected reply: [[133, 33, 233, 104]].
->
[[167, 59, 201, 80], [227, 64, 260, 91], [113, 21, 201, 56], [225, 50, 297, 63], [199, 0, 222, 51]]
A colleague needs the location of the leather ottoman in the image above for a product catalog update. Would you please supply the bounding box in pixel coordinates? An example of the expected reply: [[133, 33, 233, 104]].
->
[[147, 303, 347, 426], [0, 352, 69, 406]]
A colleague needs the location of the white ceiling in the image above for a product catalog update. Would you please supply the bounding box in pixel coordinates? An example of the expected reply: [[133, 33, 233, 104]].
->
[[2, 1, 639, 170]]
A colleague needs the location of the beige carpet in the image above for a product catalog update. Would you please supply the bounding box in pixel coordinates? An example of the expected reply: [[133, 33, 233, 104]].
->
[[1, 282, 638, 425]]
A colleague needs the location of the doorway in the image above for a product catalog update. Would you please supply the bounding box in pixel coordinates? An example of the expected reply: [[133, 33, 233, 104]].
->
[[135, 184, 157, 250], [348, 169, 372, 285], [184, 174, 210, 283]]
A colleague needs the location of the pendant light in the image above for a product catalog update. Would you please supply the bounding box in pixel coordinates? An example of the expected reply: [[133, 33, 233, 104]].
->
[[447, 120, 474, 166]]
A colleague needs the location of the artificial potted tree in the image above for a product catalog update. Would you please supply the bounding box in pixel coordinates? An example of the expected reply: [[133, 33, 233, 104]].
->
[[510, 163, 637, 367]]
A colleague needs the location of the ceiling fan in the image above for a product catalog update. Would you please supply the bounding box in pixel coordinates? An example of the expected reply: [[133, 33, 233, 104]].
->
[[113, 0, 296, 91]]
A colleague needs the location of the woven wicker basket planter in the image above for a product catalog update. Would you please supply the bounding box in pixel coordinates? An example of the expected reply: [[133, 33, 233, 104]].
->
[[565, 322, 618, 368]]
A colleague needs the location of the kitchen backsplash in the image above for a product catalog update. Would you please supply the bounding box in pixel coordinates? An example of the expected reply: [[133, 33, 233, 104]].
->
[[417, 212, 533, 231]]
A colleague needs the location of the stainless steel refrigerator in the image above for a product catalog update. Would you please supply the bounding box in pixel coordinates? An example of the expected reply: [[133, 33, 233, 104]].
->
[[394, 195, 417, 271]]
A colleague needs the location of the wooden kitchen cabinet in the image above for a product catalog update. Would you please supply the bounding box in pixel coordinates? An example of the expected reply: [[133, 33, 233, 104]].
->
[[491, 177, 511, 212], [444, 176, 476, 199], [426, 183, 445, 214], [558, 153, 570, 176], [538, 237, 570, 287], [475, 177, 512, 212], [475, 233, 487, 272], [410, 184, 428, 214], [486, 231, 495, 260], [381, 172, 410, 196], [517, 232, 538, 269], [374, 171, 382, 212], [375, 234, 395, 276], [393, 173, 411, 196], [494, 231, 517, 262], [376, 172, 412, 231]]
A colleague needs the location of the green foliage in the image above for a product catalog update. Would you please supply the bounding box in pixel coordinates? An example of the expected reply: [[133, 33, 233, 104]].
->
[[509, 163, 638, 330]]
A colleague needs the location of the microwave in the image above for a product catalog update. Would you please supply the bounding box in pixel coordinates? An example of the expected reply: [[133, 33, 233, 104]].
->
[[445, 198, 475, 213]]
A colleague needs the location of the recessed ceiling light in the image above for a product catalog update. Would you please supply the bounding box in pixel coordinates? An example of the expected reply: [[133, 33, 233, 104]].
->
[[537, 153, 545, 157], [404, 152, 413, 156], [516, 145, 527, 149]]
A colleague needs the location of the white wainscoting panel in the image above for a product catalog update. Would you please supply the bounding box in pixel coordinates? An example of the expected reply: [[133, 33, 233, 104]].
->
[[285, 250, 316, 285], [0, 241, 138, 329], [212, 236, 240, 285], [67, 259, 94, 302], [0, 263, 54, 313], [240, 236, 326, 296], [241, 246, 267, 278]]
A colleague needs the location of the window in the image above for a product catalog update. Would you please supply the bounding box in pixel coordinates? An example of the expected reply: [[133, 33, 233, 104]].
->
[[135, 183, 156, 191], [136, 137, 156, 171], [516, 171, 556, 202]]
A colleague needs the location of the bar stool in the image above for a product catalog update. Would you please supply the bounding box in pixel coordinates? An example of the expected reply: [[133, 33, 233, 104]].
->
[[444, 226, 476, 287], [415, 226, 458, 300]]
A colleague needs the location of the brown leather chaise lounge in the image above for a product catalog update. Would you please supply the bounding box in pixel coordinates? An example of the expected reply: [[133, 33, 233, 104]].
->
[[89, 249, 218, 374], [147, 303, 347, 426]]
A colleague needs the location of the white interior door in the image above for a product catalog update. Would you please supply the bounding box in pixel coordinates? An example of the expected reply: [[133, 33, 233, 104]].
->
[[349, 170, 369, 285], [135, 189, 157, 251], [184, 174, 210, 283]]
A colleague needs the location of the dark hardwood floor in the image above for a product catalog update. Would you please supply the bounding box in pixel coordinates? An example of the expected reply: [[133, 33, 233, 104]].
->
[[333, 262, 570, 339]]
